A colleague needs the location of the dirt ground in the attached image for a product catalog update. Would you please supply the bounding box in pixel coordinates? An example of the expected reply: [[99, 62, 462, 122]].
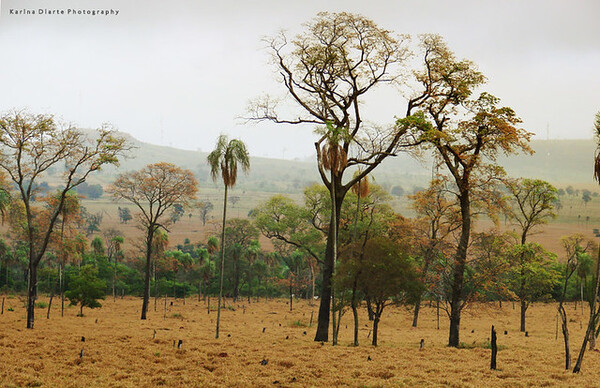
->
[[1, 296, 599, 387]]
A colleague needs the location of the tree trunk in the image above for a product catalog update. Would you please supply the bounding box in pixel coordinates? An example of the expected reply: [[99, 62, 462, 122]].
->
[[113, 259, 117, 302], [448, 191, 471, 347], [141, 227, 155, 320], [289, 284, 293, 312], [47, 292, 53, 319], [372, 316, 380, 346], [490, 325, 497, 370], [351, 278, 359, 346], [60, 262, 64, 317], [216, 185, 228, 339], [314, 177, 343, 342], [26, 262, 37, 329], [558, 304, 571, 370], [520, 300, 527, 332], [412, 296, 421, 328]]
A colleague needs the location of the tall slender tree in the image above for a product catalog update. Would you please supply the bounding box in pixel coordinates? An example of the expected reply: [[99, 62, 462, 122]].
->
[[207, 135, 250, 339], [109, 162, 197, 320], [504, 178, 557, 332], [400, 36, 532, 347]]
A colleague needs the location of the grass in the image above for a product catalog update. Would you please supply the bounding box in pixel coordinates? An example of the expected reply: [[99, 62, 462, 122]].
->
[[1, 296, 600, 386]]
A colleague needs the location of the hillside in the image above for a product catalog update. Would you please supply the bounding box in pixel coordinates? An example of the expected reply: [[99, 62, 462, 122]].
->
[[81, 130, 596, 193]]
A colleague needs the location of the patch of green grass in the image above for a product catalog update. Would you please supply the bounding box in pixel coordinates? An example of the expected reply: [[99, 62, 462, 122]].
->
[[35, 302, 48, 309], [7, 307, 14, 312], [171, 313, 183, 319], [290, 320, 307, 327]]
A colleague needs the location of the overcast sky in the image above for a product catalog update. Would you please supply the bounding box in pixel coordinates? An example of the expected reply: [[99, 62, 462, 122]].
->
[[1, 0, 598, 159]]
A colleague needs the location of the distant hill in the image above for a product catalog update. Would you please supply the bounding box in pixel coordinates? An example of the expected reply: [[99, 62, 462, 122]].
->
[[80, 130, 597, 194]]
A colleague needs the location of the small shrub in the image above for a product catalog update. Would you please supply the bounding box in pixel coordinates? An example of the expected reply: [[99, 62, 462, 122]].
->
[[171, 313, 183, 319], [7, 307, 14, 312]]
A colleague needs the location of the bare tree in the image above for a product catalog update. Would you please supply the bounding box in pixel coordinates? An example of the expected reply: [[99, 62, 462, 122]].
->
[[0, 110, 127, 329], [248, 12, 419, 342]]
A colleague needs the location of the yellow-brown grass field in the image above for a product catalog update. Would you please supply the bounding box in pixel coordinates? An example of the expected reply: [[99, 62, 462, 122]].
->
[[1, 296, 600, 387]]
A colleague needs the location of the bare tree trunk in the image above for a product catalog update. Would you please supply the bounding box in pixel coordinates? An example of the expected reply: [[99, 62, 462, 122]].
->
[[558, 304, 571, 370]]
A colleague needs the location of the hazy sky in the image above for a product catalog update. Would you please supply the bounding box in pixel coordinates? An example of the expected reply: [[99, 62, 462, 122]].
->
[[1, 0, 598, 159]]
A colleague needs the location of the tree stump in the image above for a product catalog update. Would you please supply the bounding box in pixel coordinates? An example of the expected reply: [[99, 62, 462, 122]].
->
[[491, 325, 497, 370]]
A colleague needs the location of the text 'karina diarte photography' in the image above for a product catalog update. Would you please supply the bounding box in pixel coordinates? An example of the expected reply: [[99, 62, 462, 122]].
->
[[8, 8, 120, 16]]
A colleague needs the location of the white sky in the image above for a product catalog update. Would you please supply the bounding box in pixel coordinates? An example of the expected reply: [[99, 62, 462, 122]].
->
[[1, 0, 599, 159]]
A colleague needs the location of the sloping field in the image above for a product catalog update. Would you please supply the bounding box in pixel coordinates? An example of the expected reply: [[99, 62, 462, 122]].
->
[[0, 296, 599, 387]]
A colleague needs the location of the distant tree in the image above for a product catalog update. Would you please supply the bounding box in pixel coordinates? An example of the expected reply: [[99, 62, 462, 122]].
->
[[103, 228, 124, 301], [582, 190, 592, 206], [90, 236, 105, 255], [171, 204, 185, 224], [506, 243, 560, 330], [391, 185, 405, 197], [504, 178, 557, 331], [566, 185, 575, 196], [65, 264, 106, 316], [557, 188, 566, 196], [109, 162, 198, 320], [0, 110, 127, 328], [197, 201, 214, 226], [83, 210, 103, 236], [118, 207, 132, 224], [207, 135, 250, 339]]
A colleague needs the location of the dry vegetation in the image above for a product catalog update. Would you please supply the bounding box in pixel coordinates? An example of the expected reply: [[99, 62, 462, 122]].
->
[[1, 296, 599, 387]]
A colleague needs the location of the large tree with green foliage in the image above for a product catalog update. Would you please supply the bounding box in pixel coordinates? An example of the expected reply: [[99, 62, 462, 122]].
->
[[65, 264, 106, 317], [338, 238, 421, 346], [207, 135, 250, 339], [399, 35, 532, 347]]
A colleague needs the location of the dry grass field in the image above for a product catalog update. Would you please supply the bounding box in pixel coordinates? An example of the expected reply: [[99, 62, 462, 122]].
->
[[1, 296, 600, 387]]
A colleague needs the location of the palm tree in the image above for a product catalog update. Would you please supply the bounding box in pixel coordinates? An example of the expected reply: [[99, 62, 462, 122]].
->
[[207, 135, 250, 339]]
